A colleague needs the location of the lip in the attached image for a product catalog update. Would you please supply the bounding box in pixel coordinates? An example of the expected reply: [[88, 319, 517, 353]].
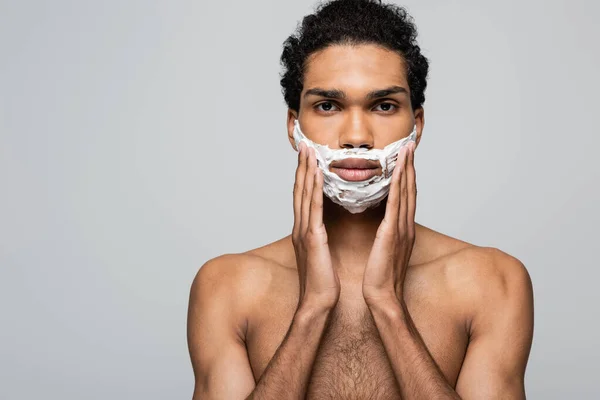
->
[[330, 158, 382, 182], [331, 158, 380, 169]]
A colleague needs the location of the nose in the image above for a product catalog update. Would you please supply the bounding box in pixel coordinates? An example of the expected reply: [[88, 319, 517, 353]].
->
[[338, 115, 374, 149]]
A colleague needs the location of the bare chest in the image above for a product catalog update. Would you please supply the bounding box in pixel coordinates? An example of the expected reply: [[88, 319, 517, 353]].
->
[[246, 286, 468, 400]]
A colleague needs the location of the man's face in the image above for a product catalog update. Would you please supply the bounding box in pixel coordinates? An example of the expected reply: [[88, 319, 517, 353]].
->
[[287, 44, 423, 153]]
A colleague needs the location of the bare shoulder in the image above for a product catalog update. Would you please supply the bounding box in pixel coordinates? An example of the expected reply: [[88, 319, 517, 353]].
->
[[189, 236, 297, 323], [413, 225, 533, 324], [187, 249, 294, 399], [438, 244, 534, 335], [415, 225, 531, 294], [445, 245, 533, 300], [191, 251, 286, 306]]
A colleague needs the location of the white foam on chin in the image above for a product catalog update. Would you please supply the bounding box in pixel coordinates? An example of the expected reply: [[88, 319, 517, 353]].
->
[[292, 119, 417, 213]]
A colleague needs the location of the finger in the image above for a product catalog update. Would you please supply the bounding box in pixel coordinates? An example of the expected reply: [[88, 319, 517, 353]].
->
[[309, 168, 324, 232], [382, 147, 406, 227], [398, 145, 409, 237], [300, 147, 317, 235], [406, 142, 417, 240], [293, 142, 307, 237]]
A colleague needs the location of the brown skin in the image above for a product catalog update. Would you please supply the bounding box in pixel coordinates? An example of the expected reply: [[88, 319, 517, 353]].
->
[[187, 44, 534, 399]]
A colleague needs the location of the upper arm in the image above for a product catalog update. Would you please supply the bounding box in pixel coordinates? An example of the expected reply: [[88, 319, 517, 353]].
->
[[455, 250, 534, 399], [187, 256, 256, 400]]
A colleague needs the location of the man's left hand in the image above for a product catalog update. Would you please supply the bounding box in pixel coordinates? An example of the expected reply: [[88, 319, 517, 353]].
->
[[362, 141, 417, 306]]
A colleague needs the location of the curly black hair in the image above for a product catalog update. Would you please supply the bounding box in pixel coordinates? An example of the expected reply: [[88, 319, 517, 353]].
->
[[280, 0, 429, 112]]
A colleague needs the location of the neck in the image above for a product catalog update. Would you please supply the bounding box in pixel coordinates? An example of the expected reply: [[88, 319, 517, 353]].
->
[[322, 197, 386, 279]]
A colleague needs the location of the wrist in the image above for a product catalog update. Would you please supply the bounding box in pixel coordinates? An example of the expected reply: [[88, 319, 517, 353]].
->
[[365, 293, 407, 320], [363, 289, 403, 309], [295, 301, 334, 325], [298, 293, 338, 315]]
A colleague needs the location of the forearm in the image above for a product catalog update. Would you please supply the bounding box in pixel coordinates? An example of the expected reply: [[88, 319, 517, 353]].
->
[[246, 305, 331, 400], [368, 297, 461, 400]]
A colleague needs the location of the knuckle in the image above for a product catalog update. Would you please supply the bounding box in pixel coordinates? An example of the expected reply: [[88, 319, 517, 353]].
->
[[293, 233, 305, 248], [376, 225, 393, 240], [306, 226, 322, 238], [397, 231, 406, 242]]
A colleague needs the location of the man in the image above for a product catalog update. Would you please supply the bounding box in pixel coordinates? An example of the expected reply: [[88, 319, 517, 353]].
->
[[187, 0, 534, 399]]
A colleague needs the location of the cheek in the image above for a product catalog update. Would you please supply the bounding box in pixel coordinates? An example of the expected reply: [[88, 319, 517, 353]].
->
[[300, 125, 340, 148], [373, 121, 415, 147], [300, 113, 346, 146], [309, 134, 339, 148]]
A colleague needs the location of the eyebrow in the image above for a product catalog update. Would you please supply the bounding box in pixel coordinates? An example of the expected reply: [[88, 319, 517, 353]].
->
[[303, 85, 408, 100], [304, 88, 346, 99], [366, 85, 408, 100]]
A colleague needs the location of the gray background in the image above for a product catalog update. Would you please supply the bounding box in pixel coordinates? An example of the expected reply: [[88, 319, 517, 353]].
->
[[1, 0, 598, 398]]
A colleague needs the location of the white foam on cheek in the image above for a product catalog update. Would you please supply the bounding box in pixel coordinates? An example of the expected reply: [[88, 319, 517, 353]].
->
[[292, 119, 417, 213]]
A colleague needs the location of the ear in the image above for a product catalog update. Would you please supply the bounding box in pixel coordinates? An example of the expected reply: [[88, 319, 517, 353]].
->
[[286, 109, 299, 151], [413, 107, 425, 147]]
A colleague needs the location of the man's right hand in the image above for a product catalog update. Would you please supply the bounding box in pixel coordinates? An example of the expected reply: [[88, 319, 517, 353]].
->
[[292, 142, 340, 314]]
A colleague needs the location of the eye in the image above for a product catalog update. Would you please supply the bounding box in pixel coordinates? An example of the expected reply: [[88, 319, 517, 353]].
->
[[373, 102, 398, 113], [315, 101, 339, 113]]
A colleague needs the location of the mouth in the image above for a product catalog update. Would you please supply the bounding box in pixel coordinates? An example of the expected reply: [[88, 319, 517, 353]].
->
[[329, 158, 382, 182]]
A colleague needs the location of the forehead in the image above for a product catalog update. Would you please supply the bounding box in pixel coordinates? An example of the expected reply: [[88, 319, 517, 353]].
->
[[303, 44, 408, 92]]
